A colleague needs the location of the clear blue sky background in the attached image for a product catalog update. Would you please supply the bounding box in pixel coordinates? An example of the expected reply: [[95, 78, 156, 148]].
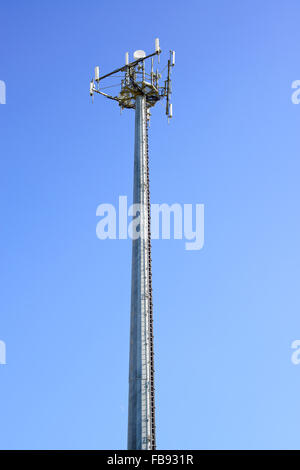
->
[[1, 0, 300, 450]]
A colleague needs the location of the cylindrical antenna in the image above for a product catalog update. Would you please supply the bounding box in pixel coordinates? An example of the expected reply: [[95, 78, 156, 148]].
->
[[155, 38, 160, 52], [95, 66, 100, 82], [90, 79, 94, 96], [155, 38, 160, 63], [171, 51, 175, 66], [125, 52, 129, 65], [169, 103, 173, 118]]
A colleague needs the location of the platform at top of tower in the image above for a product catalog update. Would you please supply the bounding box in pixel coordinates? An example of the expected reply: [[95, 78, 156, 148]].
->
[[118, 81, 161, 109]]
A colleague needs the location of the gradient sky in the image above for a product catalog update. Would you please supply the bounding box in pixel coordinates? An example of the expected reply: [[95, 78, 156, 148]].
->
[[1, 0, 300, 450]]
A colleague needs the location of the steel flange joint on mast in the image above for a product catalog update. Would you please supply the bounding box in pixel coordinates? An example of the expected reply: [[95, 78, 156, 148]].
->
[[90, 39, 175, 450]]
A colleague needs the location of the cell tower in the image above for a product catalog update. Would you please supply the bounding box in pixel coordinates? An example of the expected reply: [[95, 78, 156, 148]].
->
[[90, 39, 175, 450]]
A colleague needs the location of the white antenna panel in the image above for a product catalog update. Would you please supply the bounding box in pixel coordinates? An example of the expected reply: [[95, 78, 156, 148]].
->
[[172, 51, 175, 66]]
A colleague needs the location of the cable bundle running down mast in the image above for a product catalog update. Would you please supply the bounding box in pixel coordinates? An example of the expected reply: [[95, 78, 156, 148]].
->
[[90, 39, 175, 450]]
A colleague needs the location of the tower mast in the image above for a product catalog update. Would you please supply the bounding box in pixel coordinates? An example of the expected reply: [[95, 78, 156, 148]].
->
[[90, 40, 175, 450], [128, 94, 155, 449]]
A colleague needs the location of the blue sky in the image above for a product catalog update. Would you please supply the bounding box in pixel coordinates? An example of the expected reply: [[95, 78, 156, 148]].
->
[[1, 0, 300, 450]]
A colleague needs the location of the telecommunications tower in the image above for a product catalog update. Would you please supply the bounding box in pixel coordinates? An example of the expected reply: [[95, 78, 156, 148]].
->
[[90, 39, 175, 450]]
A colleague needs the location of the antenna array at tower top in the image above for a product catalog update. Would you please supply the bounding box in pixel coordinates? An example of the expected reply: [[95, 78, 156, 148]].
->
[[90, 38, 175, 120]]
